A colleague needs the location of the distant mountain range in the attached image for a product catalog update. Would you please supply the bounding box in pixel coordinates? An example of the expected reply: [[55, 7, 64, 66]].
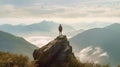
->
[[0, 21, 75, 36], [0, 31, 38, 59], [70, 23, 120, 67]]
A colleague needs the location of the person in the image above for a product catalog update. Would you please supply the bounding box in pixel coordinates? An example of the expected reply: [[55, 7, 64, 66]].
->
[[59, 24, 62, 36]]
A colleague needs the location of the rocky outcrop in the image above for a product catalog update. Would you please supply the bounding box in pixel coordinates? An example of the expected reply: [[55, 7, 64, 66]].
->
[[33, 35, 80, 67]]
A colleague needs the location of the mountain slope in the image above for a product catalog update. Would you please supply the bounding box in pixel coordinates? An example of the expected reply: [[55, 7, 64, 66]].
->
[[105, 23, 120, 33], [70, 23, 120, 67], [0, 31, 38, 59]]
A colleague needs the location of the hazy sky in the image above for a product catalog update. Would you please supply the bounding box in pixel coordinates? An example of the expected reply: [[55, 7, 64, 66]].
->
[[0, 0, 120, 29]]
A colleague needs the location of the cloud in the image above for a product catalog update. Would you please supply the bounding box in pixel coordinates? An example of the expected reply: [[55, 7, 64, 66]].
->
[[25, 36, 52, 48], [0, 4, 120, 18], [0, 0, 120, 29], [0, 0, 120, 18], [1, 0, 120, 6], [0, 0, 35, 6], [76, 46, 109, 64], [99, 52, 109, 57], [0, 4, 32, 18], [28, 0, 120, 6]]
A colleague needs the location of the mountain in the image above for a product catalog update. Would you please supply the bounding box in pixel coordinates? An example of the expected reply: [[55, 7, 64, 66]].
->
[[0, 21, 75, 36], [70, 23, 120, 67], [66, 29, 84, 37], [33, 35, 81, 67], [105, 23, 120, 33], [0, 31, 38, 59]]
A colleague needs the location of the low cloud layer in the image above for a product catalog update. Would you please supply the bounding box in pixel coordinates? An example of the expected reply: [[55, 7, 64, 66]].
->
[[25, 36, 52, 48], [76, 46, 109, 64]]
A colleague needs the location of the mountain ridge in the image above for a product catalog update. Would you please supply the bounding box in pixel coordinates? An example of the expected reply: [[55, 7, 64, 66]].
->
[[0, 20, 75, 36]]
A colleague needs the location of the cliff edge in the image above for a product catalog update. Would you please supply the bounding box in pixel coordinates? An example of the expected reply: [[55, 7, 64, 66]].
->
[[33, 35, 80, 67]]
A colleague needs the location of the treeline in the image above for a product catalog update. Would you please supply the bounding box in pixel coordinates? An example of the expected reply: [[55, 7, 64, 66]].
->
[[0, 51, 34, 67]]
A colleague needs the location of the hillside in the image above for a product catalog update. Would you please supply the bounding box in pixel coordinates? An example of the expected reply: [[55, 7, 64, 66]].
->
[[0, 51, 32, 67], [0, 31, 38, 59], [70, 23, 120, 67]]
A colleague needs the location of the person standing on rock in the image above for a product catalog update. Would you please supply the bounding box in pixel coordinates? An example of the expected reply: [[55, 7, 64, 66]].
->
[[59, 24, 62, 36]]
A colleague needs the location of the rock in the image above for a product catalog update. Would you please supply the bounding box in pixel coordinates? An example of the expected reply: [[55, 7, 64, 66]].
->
[[33, 35, 80, 67]]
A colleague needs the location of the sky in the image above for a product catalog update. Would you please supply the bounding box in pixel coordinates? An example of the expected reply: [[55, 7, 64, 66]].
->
[[0, 0, 119, 63], [0, 0, 120, 29]]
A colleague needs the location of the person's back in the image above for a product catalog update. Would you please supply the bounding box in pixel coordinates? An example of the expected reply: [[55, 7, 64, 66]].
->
[[59, 24, 62, 35]]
